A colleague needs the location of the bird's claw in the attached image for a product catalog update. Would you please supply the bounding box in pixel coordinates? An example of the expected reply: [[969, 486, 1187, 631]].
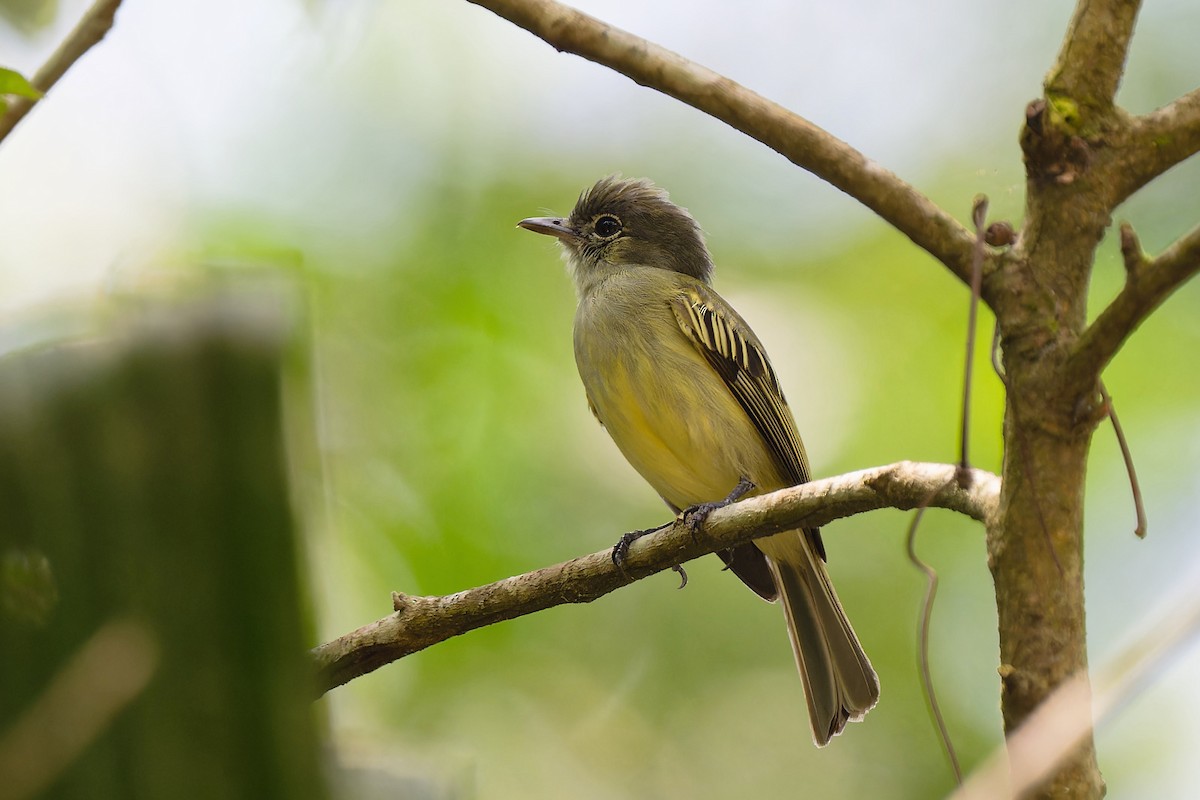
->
[[681, 501, 722, 538], [679, 477, 756, 538], [611, 525, 688, 590]]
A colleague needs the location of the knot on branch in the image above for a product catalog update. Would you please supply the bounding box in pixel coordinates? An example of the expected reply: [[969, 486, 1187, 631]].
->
[[1021, 99, 1093, 186], [985, 221, 1017, 248]]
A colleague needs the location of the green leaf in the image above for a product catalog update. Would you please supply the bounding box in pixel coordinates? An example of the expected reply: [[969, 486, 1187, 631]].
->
[[0, 67, 43, 100]]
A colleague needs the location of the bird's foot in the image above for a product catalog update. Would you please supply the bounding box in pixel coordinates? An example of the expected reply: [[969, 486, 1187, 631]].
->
[[612, 525, 666, 569], [681, 500, 725, 537], [611, 525, 689, 589], [680, 477, 756, 538]]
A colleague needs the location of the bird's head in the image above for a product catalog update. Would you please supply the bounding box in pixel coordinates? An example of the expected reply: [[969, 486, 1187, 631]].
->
[[519, 176, 714, 294]]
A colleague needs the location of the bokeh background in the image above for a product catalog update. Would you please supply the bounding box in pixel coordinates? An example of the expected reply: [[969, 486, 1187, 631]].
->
[[2, 0, 1199, 797]]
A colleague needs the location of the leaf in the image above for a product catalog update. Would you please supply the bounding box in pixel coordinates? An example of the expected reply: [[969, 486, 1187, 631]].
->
[[0, 67, 43, 100]]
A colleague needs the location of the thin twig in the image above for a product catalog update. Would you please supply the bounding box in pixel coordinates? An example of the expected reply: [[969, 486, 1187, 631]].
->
[[312, 461, 1000, 695], [958, 197, 989, 482], [905, 482, 964, 785], [1099, 382, 1147, 538], [908, 200, 990, 785], [0, 0, 124, 144], [1069, 221, 1200, 382], [465, 0, 982, 288]]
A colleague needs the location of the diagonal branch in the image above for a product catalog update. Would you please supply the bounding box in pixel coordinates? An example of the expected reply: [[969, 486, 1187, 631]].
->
[[1069, 222, 1200, 381], [311, 461, 999, 695], [0, 0, 124, 144], [464, 0, 982, 289], [1121, 87, 1200, 200], [1044, 0, 1141, 112]]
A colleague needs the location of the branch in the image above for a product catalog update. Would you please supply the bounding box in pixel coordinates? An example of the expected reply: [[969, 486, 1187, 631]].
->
[[464, 0, 981, 288], [1121, 87, 1200, 200], [1045, 0, 1141, 112], [312, 461, 999, 695], [1069, 221, 1200, 381], [0, 0, 123, 144]]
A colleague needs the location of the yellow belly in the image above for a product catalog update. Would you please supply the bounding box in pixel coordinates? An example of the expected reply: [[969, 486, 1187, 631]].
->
[[574, 286, 783, 510]]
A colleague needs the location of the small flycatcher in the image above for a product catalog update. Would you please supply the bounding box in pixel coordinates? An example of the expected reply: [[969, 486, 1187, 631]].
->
[[519, 176, 878, 745]]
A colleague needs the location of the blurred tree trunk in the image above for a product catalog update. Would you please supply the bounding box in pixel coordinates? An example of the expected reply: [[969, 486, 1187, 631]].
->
[[0, 284, 328, 800]]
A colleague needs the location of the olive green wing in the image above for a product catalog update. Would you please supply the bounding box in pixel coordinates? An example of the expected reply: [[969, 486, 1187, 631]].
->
[[669, 285, 812, 487]]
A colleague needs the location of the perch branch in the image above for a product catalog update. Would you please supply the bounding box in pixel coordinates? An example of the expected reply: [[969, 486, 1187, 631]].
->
[[0, 0, 124, 144], [1069, 221, 1200, 381], [464, 0, 982, 288], [312, 461, 999, 695]]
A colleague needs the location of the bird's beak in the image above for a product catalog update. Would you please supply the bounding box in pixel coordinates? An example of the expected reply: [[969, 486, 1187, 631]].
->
[[517, 217, 583, 243]]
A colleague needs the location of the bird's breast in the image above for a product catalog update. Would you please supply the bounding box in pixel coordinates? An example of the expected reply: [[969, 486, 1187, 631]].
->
[[573, 283, 774, 509]]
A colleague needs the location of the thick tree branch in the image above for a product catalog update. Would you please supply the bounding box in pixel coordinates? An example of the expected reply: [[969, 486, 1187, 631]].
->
[[1121, 87, 1200, 199], [464, 0, 982, 288], [312, 461, 999, 695], [1068, 221, 1200, 381], [1045, 0, 1140, 113], [0, 0, 123, 144]]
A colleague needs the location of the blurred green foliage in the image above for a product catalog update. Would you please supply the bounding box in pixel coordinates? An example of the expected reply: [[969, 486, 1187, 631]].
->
[[0, 0, 57, 35]]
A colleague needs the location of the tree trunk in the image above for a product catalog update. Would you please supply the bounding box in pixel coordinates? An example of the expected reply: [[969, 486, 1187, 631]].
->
[[0, 285, 328, 800], [991, 411, 1103, 797], [989, 229, 1108, 796]]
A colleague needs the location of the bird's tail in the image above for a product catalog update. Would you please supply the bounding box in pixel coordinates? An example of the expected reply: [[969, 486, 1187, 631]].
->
[[762, 531, 879, 746]]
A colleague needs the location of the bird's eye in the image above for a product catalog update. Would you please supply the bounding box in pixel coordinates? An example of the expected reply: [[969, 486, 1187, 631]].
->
[[594, 215, 622, 238]]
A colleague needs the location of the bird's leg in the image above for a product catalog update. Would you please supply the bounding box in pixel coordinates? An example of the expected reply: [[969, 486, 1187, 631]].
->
[[610, 477, 753, 585], [611, 524, 668, 569], [611, 524, 689, 589], [681, 477, 755, 537]]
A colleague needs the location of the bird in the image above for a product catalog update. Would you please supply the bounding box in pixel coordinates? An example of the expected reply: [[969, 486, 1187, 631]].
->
[[518, 175, 879, 746]]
